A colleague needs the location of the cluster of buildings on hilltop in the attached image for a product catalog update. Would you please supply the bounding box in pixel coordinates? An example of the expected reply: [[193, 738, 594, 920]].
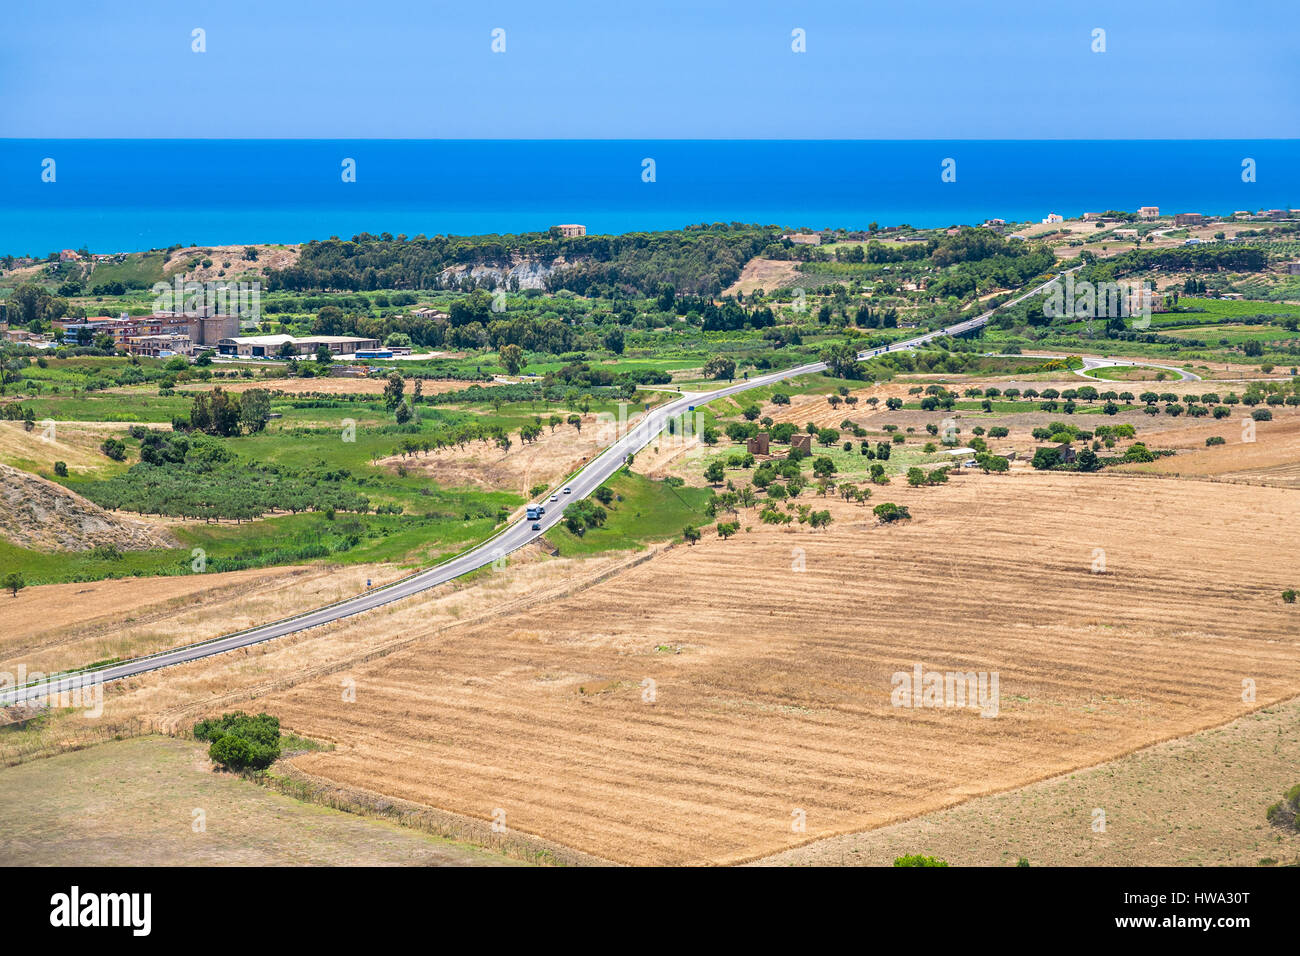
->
[[52, 309, 239, 357]]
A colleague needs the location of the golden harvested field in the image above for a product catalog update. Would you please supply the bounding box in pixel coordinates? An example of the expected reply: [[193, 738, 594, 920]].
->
[[765, 382, 914, 430], [238, 472, 1300, 865], [755, 696, 1300, 867]]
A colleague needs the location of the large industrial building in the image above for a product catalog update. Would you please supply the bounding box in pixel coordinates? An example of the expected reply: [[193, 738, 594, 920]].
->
[[215, 334, 381, 359]]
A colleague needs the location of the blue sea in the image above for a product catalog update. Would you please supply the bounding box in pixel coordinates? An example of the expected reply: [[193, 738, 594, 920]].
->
[[1, 140, 1296, 256]]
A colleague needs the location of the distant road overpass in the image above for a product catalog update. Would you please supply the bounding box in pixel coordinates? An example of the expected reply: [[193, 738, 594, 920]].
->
[[0, 271, 1071, 707]]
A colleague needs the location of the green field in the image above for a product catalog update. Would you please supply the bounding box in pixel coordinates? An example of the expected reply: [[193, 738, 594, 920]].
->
[[548, 470, 713, 557]]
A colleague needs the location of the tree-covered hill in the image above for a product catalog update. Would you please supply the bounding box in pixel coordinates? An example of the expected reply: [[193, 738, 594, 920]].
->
[[265, 225, 777, 297]]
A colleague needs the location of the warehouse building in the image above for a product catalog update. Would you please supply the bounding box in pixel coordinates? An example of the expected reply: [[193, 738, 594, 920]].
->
[[215, 334, 381, 359]]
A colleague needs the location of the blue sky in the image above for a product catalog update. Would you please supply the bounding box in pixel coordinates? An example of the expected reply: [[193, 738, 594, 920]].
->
[[1, 0, 1296, 139]]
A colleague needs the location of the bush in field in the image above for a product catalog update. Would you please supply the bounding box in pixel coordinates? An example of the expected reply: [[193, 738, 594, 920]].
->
[[1265, 784, 1300, 831], [1252, 408, 1272, 421], [894, 854, 948, 867], [100, 437, 127, 461], [1206, 436, 1225, 447], [873, 502, 911, 523], [53, 460, 68, 477], [1284, 589, 1297, 604], [194, 711, 282, 772]]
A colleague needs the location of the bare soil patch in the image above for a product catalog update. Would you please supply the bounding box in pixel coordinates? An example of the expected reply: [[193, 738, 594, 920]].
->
[[1117, 412, 1300, 487], [723, 258, 802, 297]]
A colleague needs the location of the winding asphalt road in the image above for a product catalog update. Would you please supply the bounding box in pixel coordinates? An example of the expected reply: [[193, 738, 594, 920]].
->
[[0, 271, 1069, 707], [1074, 355, 1201, 381]]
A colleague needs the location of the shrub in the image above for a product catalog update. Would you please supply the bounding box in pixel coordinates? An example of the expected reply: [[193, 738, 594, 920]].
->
[[1284, 589, 1297, 604], [53, 460, 68, 477], [873, 502, 911, 523], [1205, 436, 1225, 446], [1252, 408, 1272, 421], [894, 854, 948, 867]]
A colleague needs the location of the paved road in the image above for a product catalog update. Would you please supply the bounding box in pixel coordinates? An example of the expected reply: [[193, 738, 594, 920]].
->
[[0, 271, 1069, 707], [1074, 355, 1201, 382], [984, 352, 1201, 382]]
